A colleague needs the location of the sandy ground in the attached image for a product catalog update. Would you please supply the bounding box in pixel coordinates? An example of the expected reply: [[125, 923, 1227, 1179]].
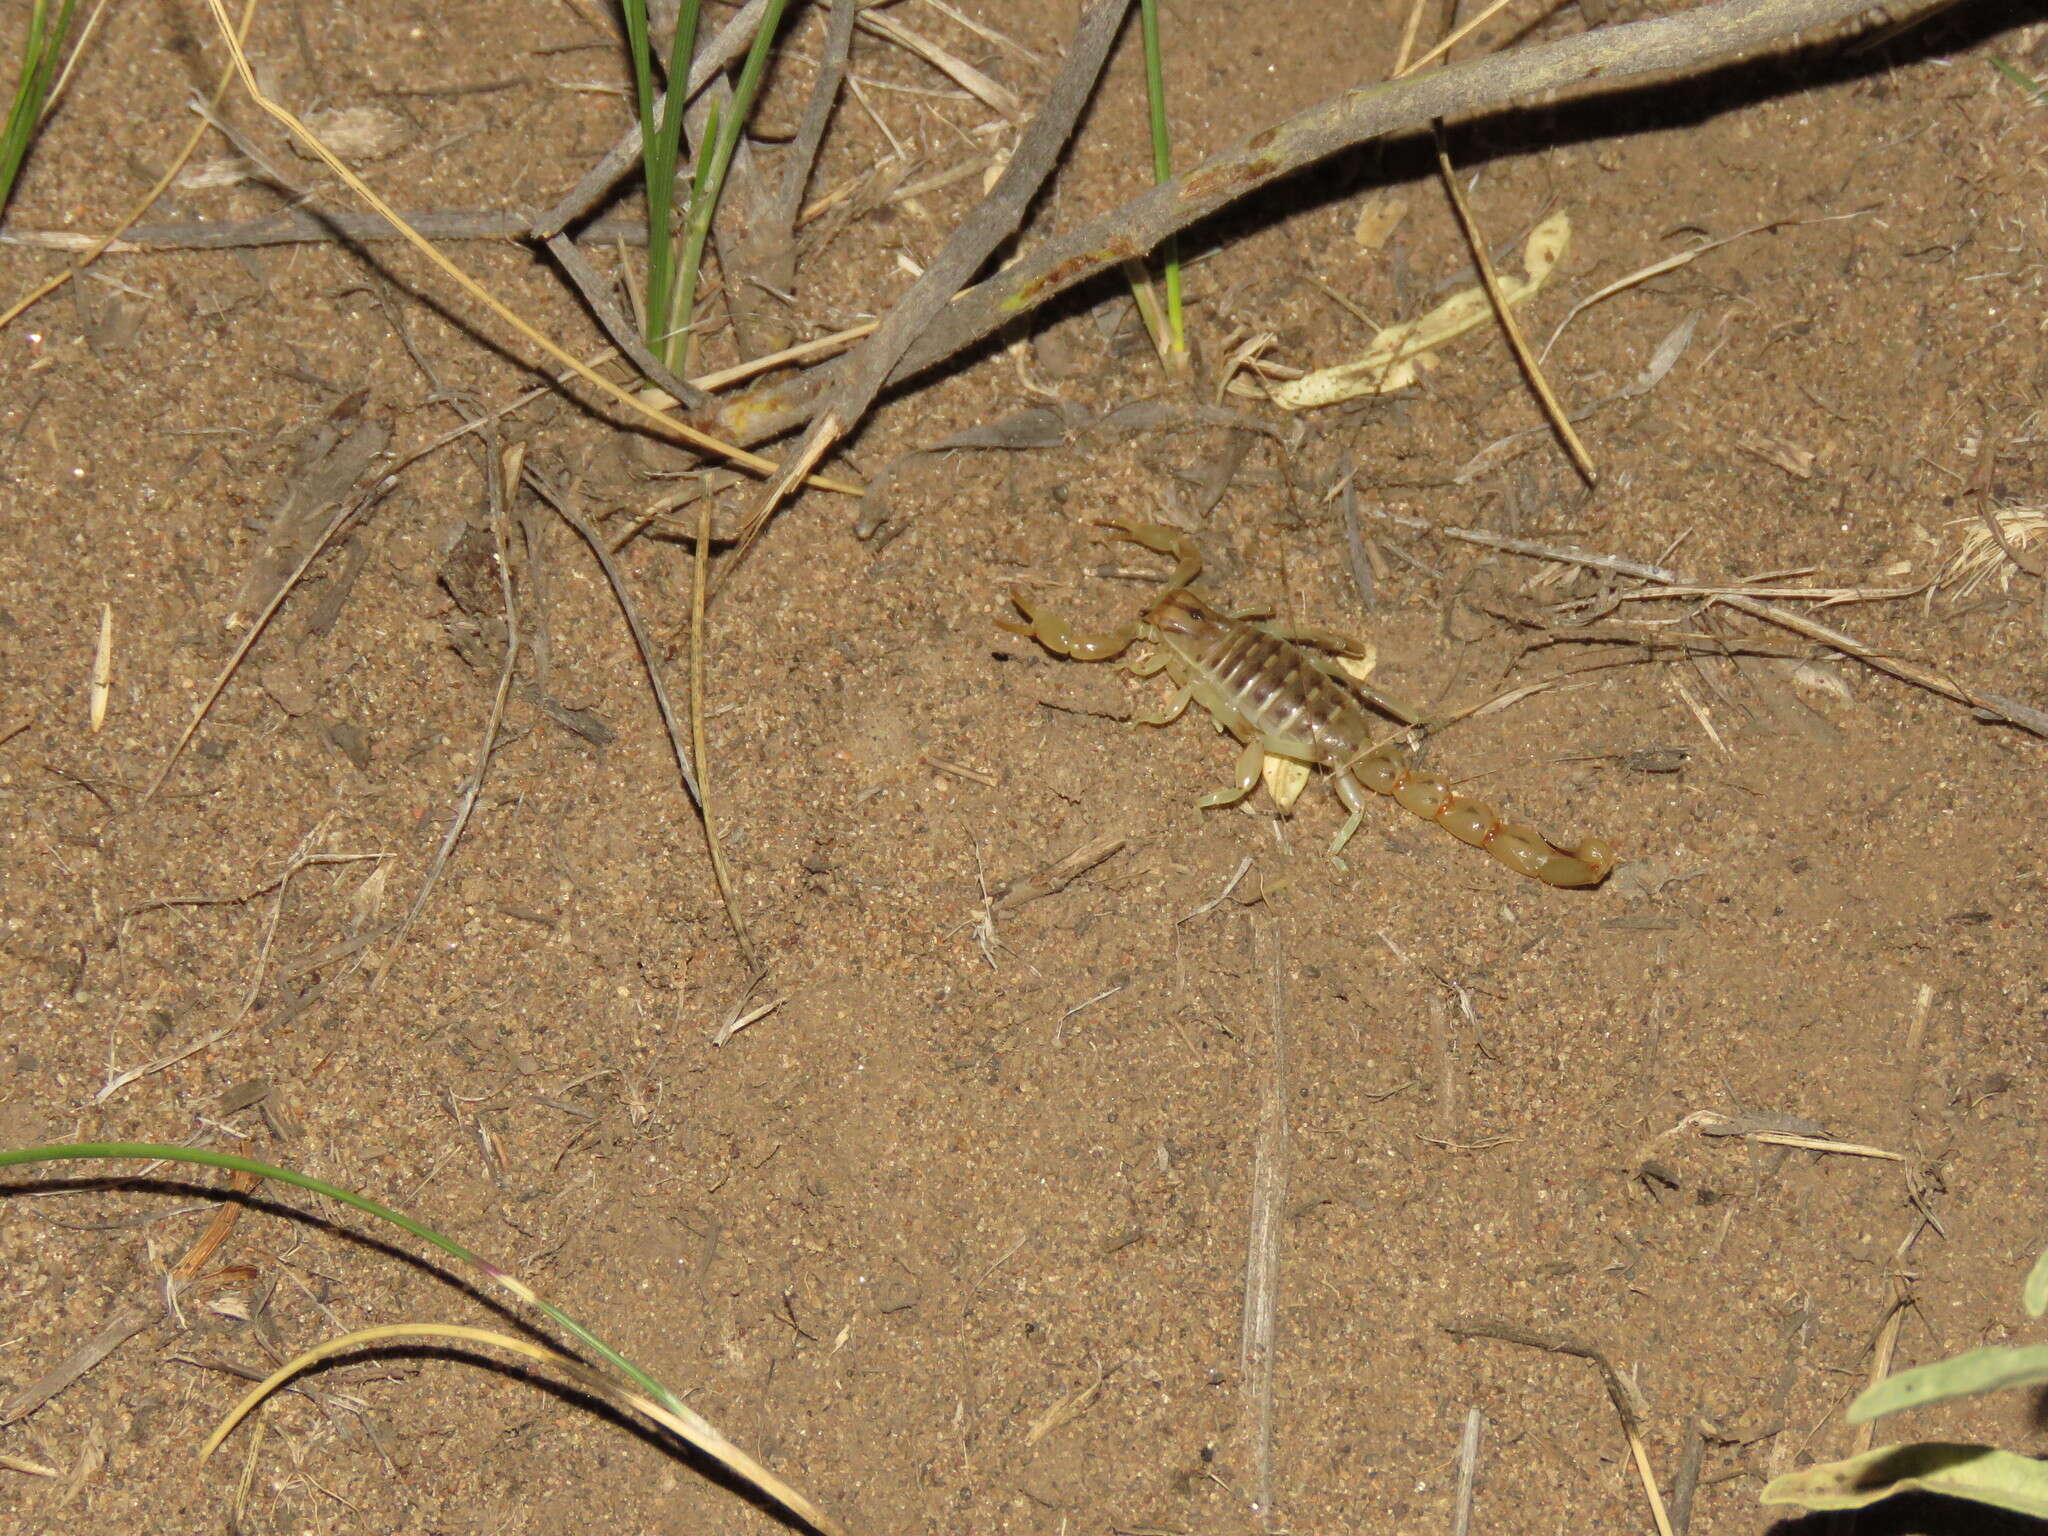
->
[[4, 1, 2048, 1532]]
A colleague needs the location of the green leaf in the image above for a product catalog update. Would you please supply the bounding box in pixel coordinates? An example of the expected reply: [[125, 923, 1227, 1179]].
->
[[1851, 1343, 2048, 1423], [2024, 1243, 2048, 1317], [1761, 1443, 2048, 1519]]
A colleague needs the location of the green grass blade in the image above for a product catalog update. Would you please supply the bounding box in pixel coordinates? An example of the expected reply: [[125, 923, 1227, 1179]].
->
[[661, 3, 705, 121], [621, 0, 669, 338], [647, 1, 702, 367], [621, 0, 657, 151], [0, 1141, 688, 1419], [661, 95, 720, 360], [1137, 0, 1184, 360], [664, 0, 789, 372], [1990, 57, 2046, 101], [624, 0, 704, 368], [0, 0, 81, 218]]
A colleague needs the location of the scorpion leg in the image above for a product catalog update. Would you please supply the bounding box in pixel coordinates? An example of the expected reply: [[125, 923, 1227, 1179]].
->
[[1330, 806, 1368, 857], [1132, 682, 1195, 728], [1125, 651, 1203, 728], [1311, 659, 1423, 728], [1197, 736, 1268, 809], [1329, 746, 1407, 855], [999, 589, 1139, 661]]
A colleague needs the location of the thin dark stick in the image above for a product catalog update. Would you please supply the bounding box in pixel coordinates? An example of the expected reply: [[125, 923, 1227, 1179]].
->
[[1443, 1318, 1644, 1431], [0, 210, 652, 251], [706, 0, 1944, 447], [769, 0, 859, 236], [1433, 122, 1597, 482], [543, 232, 710, 411], [1443, 1316, 1678, 1536], [374, 442, 522, 994], [141, 479, 390, 803], [1669, 1412, 1708, 1536], [526, 473, 701, 808], [726, 0, 1134, 566], [185, 93, 313, 201], [537, 471, 761, 970]]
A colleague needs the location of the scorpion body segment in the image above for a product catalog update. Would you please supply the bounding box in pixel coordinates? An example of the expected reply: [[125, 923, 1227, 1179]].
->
[[1002, 520, 1614, 888]]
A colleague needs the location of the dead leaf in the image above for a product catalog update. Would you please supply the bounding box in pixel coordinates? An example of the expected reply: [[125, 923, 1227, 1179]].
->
[[1273, 211, 1573, 408], [230, 416, 389, 627], [1739, 433, 1818, 479], [258, 659, 318, 716], [292, 104, 411, 163], [1352, 193, 1409, 251]]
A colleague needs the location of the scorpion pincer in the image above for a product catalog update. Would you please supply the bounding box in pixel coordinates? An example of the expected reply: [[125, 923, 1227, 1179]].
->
[[1000, 518, 1614, 888]]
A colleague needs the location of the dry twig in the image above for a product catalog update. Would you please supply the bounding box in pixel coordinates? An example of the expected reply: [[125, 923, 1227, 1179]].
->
[[194, 0, 854, 492], [0, 1307, 155, 1426], [1443, 1318, 1676, 1536], [761, 0, 861, 273], [0, 209, 634, 251], [1371, 511, 2048, 739], [527, 472, 751, 969], [858, 7, 1023, 119], [992, 834, 1127, 912], [689, 489, 759, 976], [543, 232, 710, 412], [0, 0, 257, 329], [1434, 128, 1596, 480], [1452, 1406, 1484, 1536], [1241, 919, 1289, 1521], [724, 0, 1132, 568], [142, 472, 393, 802], [373, 444, 524, 991]]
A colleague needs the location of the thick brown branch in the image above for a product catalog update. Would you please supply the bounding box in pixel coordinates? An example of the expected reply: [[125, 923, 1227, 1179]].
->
[[706, 0, 1931, 447]]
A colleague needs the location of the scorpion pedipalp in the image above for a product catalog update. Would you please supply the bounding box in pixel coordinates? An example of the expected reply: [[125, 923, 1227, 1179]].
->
[[1092, 516, 1203, 590], [999, 588, 1138, 661]]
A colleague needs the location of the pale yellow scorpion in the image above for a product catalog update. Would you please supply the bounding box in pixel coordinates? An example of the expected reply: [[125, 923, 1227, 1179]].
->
[[1000, 518, 1614, 887]]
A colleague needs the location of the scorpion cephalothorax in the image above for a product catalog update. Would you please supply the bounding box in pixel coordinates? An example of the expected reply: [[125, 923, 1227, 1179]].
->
[[1000, 518, 1613, 888]]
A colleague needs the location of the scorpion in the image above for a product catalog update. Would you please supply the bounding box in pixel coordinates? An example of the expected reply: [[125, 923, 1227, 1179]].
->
[[999, 518, 1614, 888]]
